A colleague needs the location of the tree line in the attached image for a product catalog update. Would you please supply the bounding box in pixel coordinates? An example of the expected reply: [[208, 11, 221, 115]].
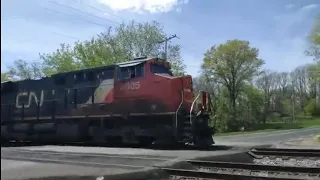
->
[[193, 14, 320, 132], [1, 15, 319, 133]]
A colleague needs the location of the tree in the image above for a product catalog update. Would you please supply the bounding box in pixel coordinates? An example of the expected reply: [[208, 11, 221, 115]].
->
[[276, 72, 289, 95], [256, 70, 277, 123], [202, 40, 264, 130], [40, 43, 80, 76], [306, 13, 320, 62], [239, 83, 264, 126], [167, 44, 186, 76], [306, 13, 320, 83], [7, 59, 44, 80], [40, 20, 185, 76], [1, 73, 11, 82]]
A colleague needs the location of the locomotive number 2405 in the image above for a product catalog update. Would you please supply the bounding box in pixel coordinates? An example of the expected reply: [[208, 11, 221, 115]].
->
[[120, 81, 140, 91]]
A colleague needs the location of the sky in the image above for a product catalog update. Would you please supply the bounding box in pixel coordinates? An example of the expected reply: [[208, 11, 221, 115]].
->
[[1, 0, 319, 76]]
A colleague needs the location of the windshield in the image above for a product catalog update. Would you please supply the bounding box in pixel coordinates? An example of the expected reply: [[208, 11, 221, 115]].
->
[[150, 63, 173, 76]]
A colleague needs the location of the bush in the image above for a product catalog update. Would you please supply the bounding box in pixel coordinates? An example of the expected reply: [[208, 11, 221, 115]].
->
[[304, 99, 320, 116]]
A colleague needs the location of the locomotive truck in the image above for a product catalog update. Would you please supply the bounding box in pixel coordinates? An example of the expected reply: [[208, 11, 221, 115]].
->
[[1, 57, 214, 148]]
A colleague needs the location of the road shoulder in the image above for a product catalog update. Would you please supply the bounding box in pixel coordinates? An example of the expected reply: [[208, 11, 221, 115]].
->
[[272, 134, 320, 149]]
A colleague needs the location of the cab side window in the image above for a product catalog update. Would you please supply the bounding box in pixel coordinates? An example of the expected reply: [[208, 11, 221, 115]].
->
[[150, 63, 173, 76], [74, 72, 84, 83], [118, 63, 144, 80]]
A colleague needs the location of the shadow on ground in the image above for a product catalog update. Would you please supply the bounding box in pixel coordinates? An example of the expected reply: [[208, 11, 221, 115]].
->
[[1, 141, 233, 151]]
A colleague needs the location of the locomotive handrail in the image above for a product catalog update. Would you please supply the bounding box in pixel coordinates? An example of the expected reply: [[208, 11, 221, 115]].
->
[[175, 90, 184, 138], [189, 90, 203, 125]]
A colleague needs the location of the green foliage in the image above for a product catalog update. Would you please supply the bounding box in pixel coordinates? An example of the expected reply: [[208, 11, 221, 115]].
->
[[241, 84, 264, 122], [304, 98, 320, 116], [7, 59, 44, 80], [280, 98, 292, 115], [1, 73, 11, 82], [217, 119, 320, 136], [202, 39, 264, 132], [209, 87, 232, 132], [39, 20, 185, 77], [8, 20, 185, 80], [201, 30, 319, 133], [306, 13, 320, 62]]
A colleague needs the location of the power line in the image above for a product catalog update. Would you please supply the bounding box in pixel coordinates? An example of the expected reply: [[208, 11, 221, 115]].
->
[[1, 17, 22, 21], [69, 0, 126, 22], [46, 1, 199, 56], [44, 5, 190, 59], [51, 31, 79, 40], [2, 2, 201, 63], [43, 7, 111, 28], [49, 0, 120, 25]]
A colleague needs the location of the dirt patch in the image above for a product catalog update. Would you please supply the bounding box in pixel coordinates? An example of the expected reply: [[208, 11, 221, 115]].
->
[[296, 135, 320, 146]]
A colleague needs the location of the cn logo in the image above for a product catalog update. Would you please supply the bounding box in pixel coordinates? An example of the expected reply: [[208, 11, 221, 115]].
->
[[120, 81, 140, 90], [16, 90, 44, 109]]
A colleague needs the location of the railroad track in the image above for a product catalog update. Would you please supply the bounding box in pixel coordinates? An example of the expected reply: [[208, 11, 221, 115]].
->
[[2, 147, 320, 180], [160, 160, 320, 180], [161, 148, 320, 180], [248, 147, 320, 158]]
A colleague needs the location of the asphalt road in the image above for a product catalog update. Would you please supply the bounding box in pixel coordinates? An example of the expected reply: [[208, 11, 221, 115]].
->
[[1, 144, 240, 180], [2, 127, 319, 180], [1, 159, 135, 180], [214, 127, 320, 146]]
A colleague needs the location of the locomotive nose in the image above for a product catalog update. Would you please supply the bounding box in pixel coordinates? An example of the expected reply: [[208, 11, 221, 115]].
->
[[178, 75, 194, 109], [181, 75, 193, 92]]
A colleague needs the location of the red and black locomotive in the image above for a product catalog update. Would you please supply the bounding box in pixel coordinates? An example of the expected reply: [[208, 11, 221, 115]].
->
[[1, 57, 214, 148]]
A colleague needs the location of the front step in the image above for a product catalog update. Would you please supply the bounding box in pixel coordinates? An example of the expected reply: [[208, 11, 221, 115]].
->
[[179, 114, 214, 147], [180, 116, 194, 143]]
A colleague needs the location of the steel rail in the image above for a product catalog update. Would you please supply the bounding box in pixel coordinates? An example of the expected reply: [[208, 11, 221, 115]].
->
[[252, 148, 320, 153], [160, 168, 308, 180], [187, 160, 320, 174], [250, 150, 320, 157]]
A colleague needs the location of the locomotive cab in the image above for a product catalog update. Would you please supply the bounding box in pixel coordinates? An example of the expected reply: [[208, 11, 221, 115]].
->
[[113, 57, 214, 147], [114, 58, 193, 114], [114, 58, 207, 114]]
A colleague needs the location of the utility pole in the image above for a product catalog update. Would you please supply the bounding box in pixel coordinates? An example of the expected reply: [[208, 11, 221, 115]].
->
[[291, 93, 295, 122], [317, 82, 320, 109], [158, 34, 179, 60]]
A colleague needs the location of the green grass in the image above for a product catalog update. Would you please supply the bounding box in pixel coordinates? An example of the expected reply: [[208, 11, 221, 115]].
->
[[216, 118, 320, 137]]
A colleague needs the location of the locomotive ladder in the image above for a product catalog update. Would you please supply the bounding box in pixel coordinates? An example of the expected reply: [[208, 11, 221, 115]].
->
[[181, 116, 193, 144], [179, 90, 204, 144], [181, 90, 211, 145]]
